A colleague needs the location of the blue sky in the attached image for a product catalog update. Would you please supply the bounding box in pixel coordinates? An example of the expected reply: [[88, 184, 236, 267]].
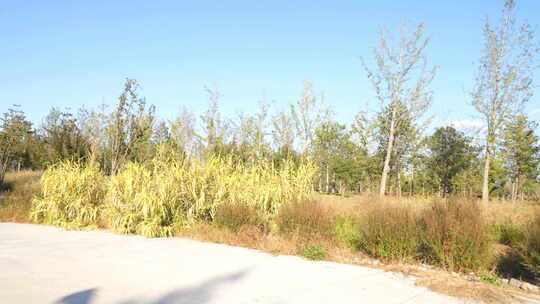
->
[[1, 0, 540, 130]]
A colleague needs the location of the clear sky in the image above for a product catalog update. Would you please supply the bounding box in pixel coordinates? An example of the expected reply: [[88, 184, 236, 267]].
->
[[1, 0, 540, 130]]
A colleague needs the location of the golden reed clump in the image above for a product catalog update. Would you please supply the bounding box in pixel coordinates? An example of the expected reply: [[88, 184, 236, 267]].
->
[[31, 161, 106, 229], [32, 149, 317, 237]]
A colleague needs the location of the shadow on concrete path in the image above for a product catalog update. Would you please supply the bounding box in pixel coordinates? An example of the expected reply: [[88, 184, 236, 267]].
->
[[53, 269, 249, 304], [54, 288, 98, 304]]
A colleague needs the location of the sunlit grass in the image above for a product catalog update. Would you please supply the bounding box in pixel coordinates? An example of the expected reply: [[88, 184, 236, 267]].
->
[[0, 170, 42, 222]]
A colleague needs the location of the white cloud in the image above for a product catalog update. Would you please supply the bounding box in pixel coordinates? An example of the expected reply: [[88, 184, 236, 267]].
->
[[451, 119, 485, 132], [531, 108, 540, 115]]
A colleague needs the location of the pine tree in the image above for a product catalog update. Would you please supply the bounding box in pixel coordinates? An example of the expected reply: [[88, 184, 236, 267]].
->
[[426, 126, 475, 197], [502, 115, 540, 200]]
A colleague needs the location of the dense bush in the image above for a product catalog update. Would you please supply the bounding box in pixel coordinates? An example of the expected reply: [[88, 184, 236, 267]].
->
[[31, 161, 106, 229]]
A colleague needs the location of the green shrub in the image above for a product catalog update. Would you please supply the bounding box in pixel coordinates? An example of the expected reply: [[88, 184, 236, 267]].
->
[[479, 272, 502, 286], [31, 161, 106, 229], [494, 222, 525, 246], [299, 245, 327, 260], [419, 199, 491, 271], [214, 203, 267, 232], [334, 216, 363, 250], [276, 200, 335, 240], [358, 204, 420, 261]]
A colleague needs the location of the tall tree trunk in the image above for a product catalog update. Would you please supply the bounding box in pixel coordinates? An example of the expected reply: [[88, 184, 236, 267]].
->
[[511, 177, 517, 202], [410, 166, 414, 196], [397, 167, 402, 198], [481, 143, 491, 203], [325, 164, 329, 194], [379, 109, 397, 197], [515, 176, 520, 201]]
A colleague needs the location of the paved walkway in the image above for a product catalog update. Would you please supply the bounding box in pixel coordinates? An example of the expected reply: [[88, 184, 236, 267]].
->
[[0, 223, 476, 304]]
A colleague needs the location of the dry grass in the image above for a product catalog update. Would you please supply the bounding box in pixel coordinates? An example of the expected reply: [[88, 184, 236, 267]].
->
[[214, 203, 267, 232], [0, 170, 42, 222], [420, 199, 492, 271], [276, 200, 336, 240], [177, 222, 298, 256], [485, 200, 540, 227], [358, 203, 421, 261]]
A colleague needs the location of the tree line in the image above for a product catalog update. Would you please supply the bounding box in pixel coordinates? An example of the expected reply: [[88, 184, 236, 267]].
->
[[1, 0, 539, 201]]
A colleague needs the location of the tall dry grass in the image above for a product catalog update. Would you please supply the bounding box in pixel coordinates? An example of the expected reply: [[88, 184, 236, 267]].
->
[[327, 196, 492, 272], [0, 170, 42, 222], [516, 216, 540, 279], [276, 200, 336, 240], [358, 204, 421, 261], [419, 199, 491, 271], [494, 211, 540, 281]]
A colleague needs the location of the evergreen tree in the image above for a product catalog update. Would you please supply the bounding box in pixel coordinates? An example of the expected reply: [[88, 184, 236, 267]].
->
[[426, 126, 476, 196], [502, 115, 540, 200], [313, 122, 367, 193]]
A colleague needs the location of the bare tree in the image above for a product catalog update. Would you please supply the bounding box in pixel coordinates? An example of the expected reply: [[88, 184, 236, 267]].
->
[[291, 80, 332, 156], [78, 103, 111, 165], [109, 79, 155, 175], [234, 101, 270, 162], [200, 86, 229, 156], [170, 106, 198, 158], [362, 22, 436, 197], [271, 109, 296, 153], [472, 0, 538, 202]]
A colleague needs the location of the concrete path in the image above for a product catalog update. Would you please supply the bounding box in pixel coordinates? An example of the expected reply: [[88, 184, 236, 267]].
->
[[0, 223, 476, 304]]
